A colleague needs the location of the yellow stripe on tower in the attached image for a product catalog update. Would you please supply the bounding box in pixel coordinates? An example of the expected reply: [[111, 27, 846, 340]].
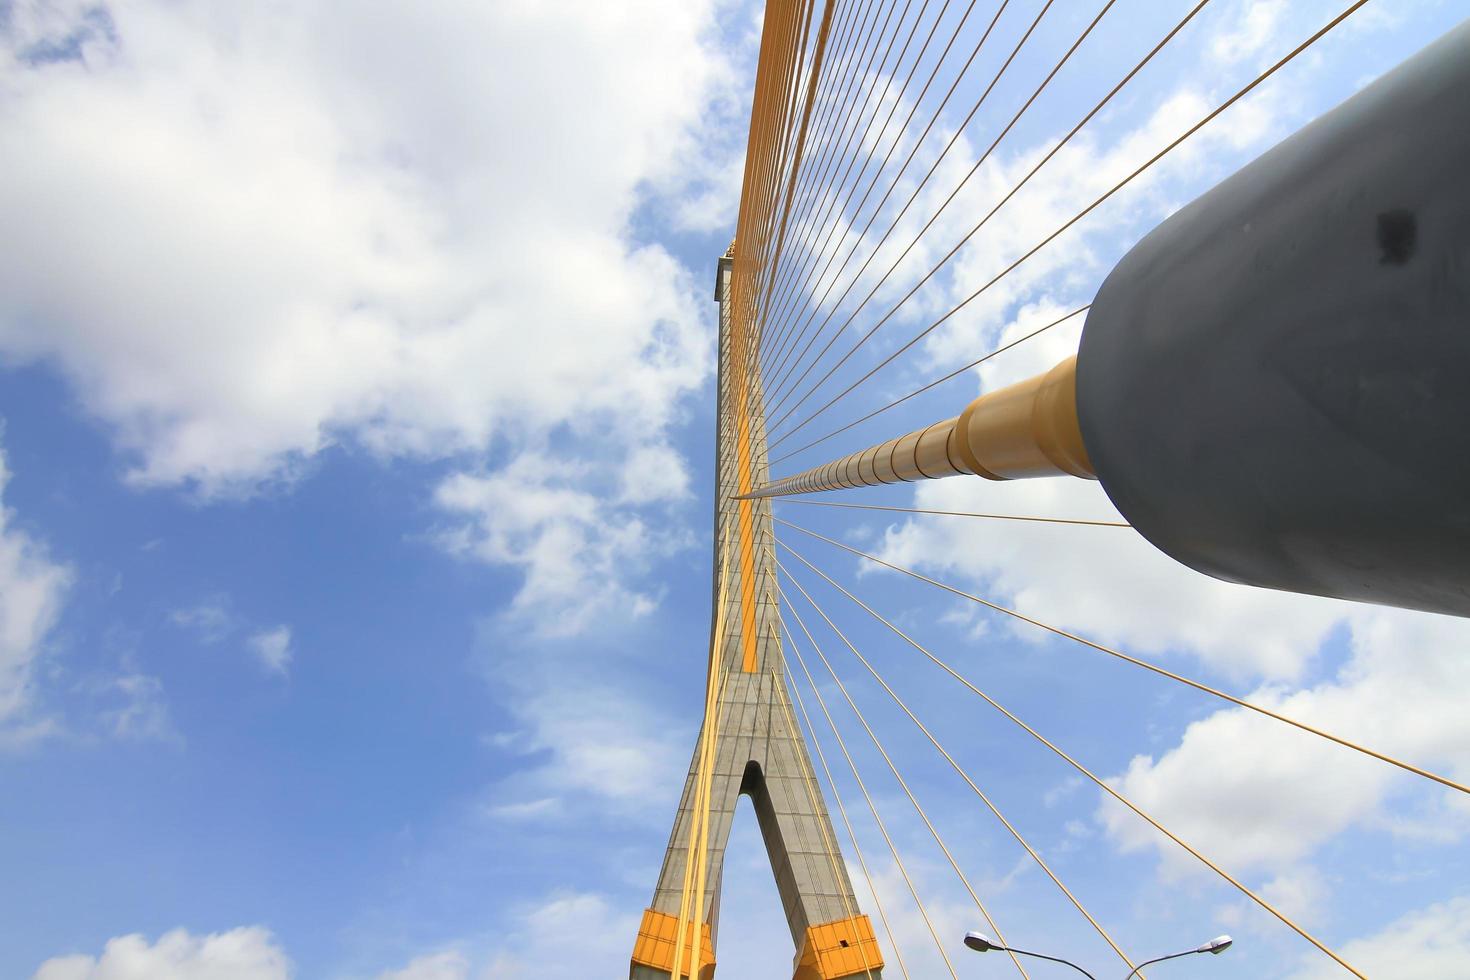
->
[[737, 410, 757, 673], [733, 252, 759, 674]]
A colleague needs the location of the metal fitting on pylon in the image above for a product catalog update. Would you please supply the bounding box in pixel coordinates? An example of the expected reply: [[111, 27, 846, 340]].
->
[[743, 355, 1093, 499]]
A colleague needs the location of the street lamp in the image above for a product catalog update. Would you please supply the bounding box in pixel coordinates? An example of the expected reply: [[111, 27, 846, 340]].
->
[[963, 931, 1233, 979], [1122, 936, 1233, 979]]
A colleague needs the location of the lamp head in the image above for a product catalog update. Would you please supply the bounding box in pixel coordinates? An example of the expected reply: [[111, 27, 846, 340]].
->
[[964, 931, 996, 953], [1196, 935, 1233, 955]]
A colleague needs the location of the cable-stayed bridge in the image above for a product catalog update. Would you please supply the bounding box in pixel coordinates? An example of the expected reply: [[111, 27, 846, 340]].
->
[[629, 3, 1470, 977]]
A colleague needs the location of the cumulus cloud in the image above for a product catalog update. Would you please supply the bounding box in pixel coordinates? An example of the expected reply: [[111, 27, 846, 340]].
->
[[0, 0, 745, 630], [0, 0, 721, 489], [0, 435, 72, 739], [27, 911, 645, 980], [1102, 608, 1470, 873], [31, 927, 290, 980], [618, 443, 693, 505], [433, 455, 684, 636], [363, 894, 657, 979]]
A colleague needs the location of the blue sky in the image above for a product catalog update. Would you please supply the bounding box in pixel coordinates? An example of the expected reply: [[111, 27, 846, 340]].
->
[[1, 1, 1468, 978]]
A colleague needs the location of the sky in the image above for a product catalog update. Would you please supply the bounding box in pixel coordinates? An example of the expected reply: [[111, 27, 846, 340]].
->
[[1, 1, 1468, 978]]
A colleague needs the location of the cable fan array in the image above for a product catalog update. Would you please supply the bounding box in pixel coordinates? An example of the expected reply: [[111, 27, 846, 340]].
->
[[685, 1, 1462, 977]]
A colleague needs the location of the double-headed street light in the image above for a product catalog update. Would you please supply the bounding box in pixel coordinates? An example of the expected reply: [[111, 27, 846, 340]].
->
[[963, 931, 1233, 978]]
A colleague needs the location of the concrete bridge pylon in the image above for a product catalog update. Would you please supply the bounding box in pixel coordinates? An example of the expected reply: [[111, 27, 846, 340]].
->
[[628, 251, 884, 980]]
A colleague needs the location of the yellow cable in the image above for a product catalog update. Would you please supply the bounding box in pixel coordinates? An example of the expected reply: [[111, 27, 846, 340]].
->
[[763, 0, 1086, 429], [778, 549, 1138, 973], [757, 0, 930, 366], [776, 517, 1470, 797], [769, 304, 1090, 465], [781, 597, 960, 979], [767, 641, 878, 980], [673, 531, 735, 979], [783, 629, 912, 980], [744, 0, 937, 409], [776, 563, 1032, 978], [759, 0, 1010, 411], [777, 534, 1369, 978], [767, 0, 1373, 448], [687, 668, 730, 978]]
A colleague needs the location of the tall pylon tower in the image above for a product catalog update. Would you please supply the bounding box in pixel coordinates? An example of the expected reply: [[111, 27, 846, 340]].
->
[[627, 248, 884, 980]]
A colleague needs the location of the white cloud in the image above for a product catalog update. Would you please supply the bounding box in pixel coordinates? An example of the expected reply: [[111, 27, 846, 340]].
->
[[877, 475, 1345, 683], [481, 892, 639, 980], [869, 471, 1470, 899], [904, 82, 1276, 376], [27, 908, 635, 980], [618, 443, 693, 505], [247, 626, 292, 676], [31, 927, 290, 980], [491, 670, 682, 814], [1210, 0, 1287, 65], [671, 149, 748, 234], [789, 67, 1307, 664], [1101, 608, 1470, 874], [375, 951, 469, 980], [1254, 866, 1331, 930], [98, 672, 175, 742], [0, 435, 72, 736], [1, 0, 115, 60], [768, 14, 1470, 931], [0, 0, 736, 631], [484, 797, 561, 822], [1288, 896, 1470, 980], [662, 4, 759, 235], [169, 601, 234, 645], [0, 0, 722, 490], [171, 598, 293, 675], [433, 455, 679, 635], [840, 856, 984, 980], [856, 207, 1470, 904], [763, 15, 1287, 453]]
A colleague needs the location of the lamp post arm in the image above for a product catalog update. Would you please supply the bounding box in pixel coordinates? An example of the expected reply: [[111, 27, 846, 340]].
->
[[995, 946, 1098, 980], [1122, 949, 1196, 979]]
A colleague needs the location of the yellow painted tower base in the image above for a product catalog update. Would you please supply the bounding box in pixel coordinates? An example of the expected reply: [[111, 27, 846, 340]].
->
[[630, 908, 715, 980], [793, 914, 884, 979]]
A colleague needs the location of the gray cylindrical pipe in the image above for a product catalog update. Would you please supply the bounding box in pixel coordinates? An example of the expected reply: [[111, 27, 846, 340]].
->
[[1077, 20, 1470, 618]]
